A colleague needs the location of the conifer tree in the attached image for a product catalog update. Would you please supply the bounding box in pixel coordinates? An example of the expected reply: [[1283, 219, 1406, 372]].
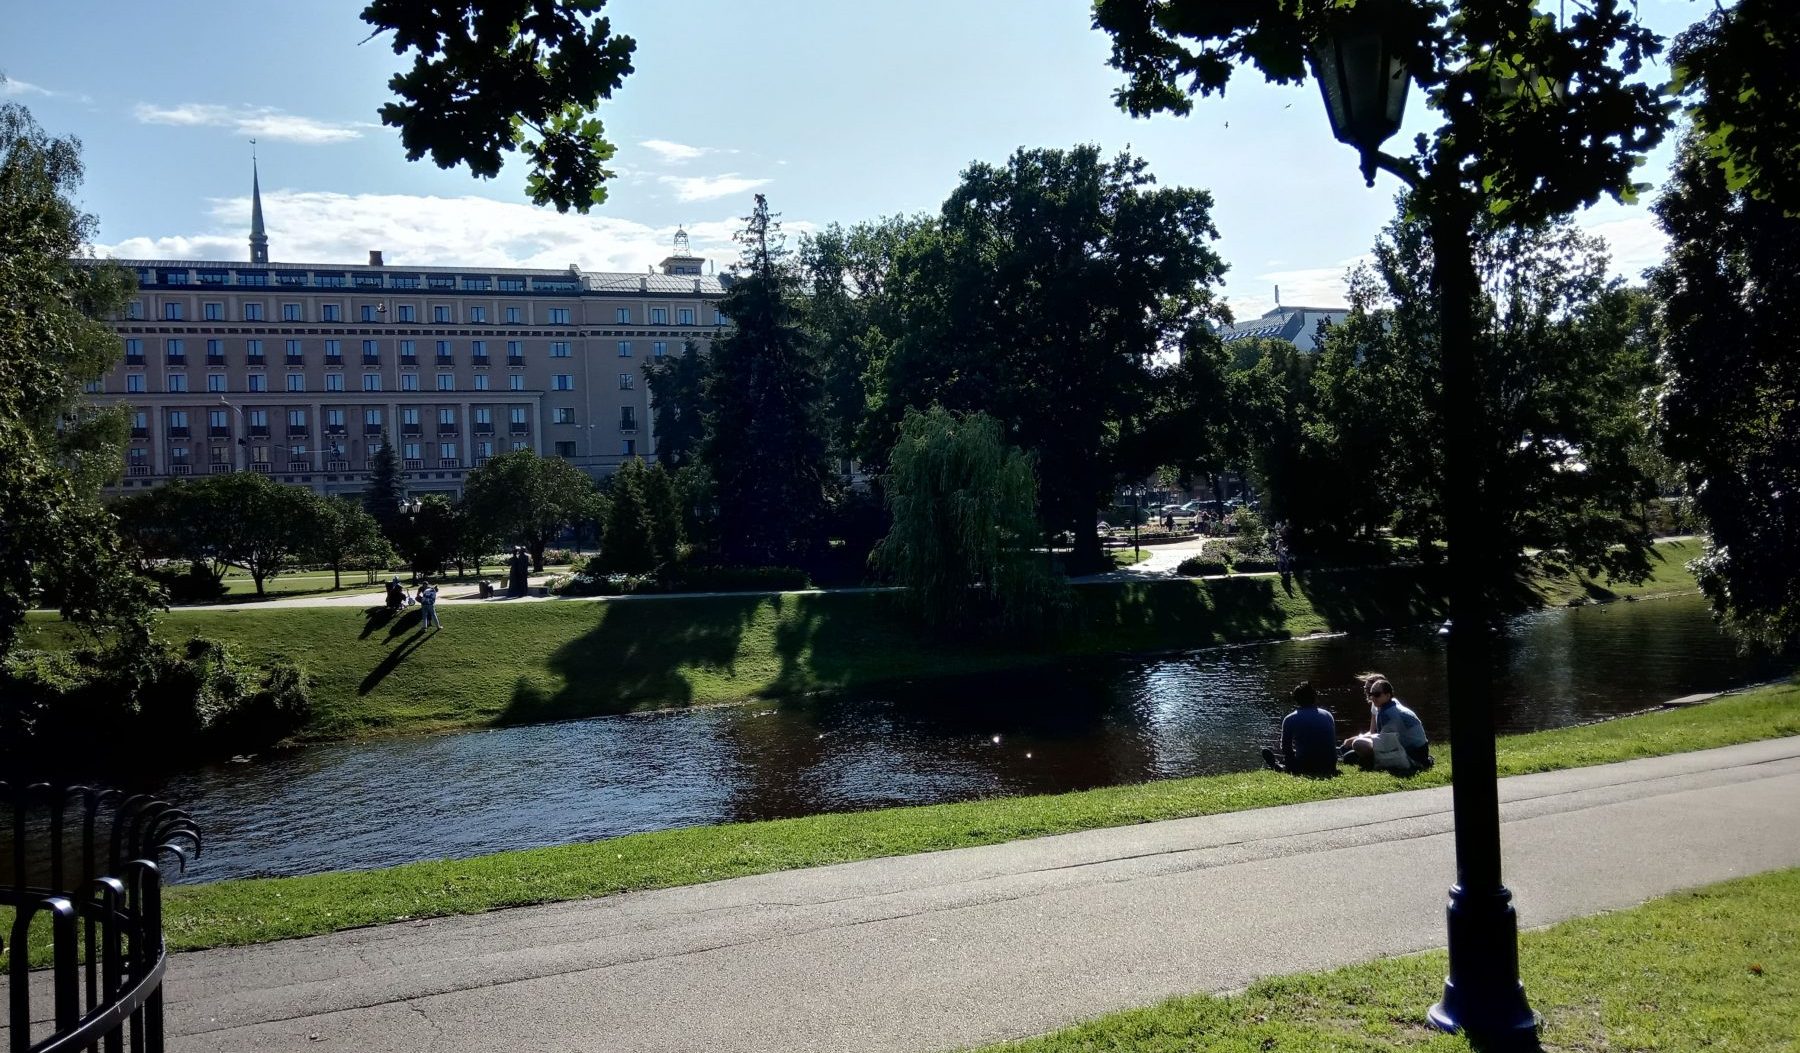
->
[[364, 430, 406, 529]]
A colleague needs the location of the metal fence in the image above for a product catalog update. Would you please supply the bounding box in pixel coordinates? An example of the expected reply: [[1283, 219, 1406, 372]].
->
[[3, 784, 200, 1053]]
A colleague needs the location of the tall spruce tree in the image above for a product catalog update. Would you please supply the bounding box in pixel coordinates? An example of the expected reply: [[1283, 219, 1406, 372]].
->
[[642, 339, 707, 469], [701, 195, 829, 566], [364, 429, 406, 529]]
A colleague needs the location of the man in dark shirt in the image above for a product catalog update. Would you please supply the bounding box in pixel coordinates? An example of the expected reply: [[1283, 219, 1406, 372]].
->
[[1262, 682, 1338, 776]]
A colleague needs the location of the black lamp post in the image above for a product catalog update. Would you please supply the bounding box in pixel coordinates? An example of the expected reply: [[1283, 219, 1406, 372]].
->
[[1309, 3, 1539, 1047]]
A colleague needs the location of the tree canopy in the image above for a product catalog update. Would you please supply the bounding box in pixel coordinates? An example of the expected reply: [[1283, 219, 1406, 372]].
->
[[461, 447, 601, 569], [364, 0, 636, 212]]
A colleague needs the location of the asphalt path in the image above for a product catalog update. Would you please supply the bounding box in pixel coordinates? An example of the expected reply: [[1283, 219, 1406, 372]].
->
[[159, 736, 1800, 1052]]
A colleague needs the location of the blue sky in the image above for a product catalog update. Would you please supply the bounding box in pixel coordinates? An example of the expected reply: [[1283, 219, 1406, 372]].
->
[[5, 0, 1701, 319]]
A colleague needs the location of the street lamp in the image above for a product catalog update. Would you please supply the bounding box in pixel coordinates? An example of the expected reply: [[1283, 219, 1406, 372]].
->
[[219, 396, 247, 472], [1310, 6, 1540, 1047]]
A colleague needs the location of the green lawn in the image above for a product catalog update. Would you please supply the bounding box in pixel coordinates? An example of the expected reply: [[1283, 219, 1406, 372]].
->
[[22, 540, 1704, 742], [1106, 546, 1152, 568], [122, 676, 1796, 956], [969, 865, 1800, 1052]]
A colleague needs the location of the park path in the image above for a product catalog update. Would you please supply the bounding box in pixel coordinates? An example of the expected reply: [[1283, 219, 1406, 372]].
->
[[164, 736, 1800, 1052]]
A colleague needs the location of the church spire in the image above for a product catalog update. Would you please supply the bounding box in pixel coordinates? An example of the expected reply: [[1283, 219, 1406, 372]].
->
[[248, 142, 269, 264]]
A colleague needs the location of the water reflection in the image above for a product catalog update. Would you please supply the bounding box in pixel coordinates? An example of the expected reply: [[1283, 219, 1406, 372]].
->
[[151, 592, 1787, 883]]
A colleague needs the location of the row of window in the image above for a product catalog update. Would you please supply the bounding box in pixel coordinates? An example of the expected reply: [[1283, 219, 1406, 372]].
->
[[141, 269, 582, 294], [112, 371, 579, 394], [129, 437, 640, 467], [144, 404, 633, 431], [129, 300, 718, 325], [124, 338, 663, 361]]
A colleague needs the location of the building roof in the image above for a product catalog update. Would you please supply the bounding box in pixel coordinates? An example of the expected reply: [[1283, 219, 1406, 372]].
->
[[1217, 305, 1348, 344], [95, 257, 729, 295]]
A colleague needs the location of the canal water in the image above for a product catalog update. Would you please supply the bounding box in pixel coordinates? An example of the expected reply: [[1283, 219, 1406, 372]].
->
[[153, 592, 1789, 883]]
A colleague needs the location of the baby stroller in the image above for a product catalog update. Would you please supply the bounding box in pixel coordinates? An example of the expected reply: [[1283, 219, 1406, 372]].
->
[[384, 577, 408, 613]]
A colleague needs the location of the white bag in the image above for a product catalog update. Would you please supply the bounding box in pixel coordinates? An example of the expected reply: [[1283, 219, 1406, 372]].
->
[[1369, 731, 1412, 773]]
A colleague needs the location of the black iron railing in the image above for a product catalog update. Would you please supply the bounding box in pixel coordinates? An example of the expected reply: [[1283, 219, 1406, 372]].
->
[[3, 784, 200, 1053]]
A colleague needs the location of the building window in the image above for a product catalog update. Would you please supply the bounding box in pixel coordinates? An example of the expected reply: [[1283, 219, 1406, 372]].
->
[[618, 341, 632, 357], [402, 408, 420, 426], [471, 340, 488, 360], [505, 307, 522, 323], [653, 341, 666, 359], [165, 338, 185, 360], [549, 308, 571, 324], [391, 276, 419, 289], [168, 411, 189, 431], [619, 406, 637, 430], [650, 307, 667, 325], [621, 438, 636, 457], [326, 374, 345, 392], [246, 339, 264, 360], [126, 301, 144, 320], [618, 373, 633, 390], [439, 442, 457, 460], [170, 446, 191, 465], [129, 448, 147, 467], [474, 374, 490, 391], [615, 307, 630, 323], [397, 304, 416, 322], [469, 306, 487, 323], [207, 374, 226, 393], [434, 305, 452, 323], [288, 410, 307, 430], [363, 339, 379, 360], [437, 373, 456, 391], [163, 303, 184, 321], [247, 374, 267, 392], [463, 277, 490, 291], [508, 375, 524, 391], [365, 409, 383, 428], [428, 274, 454, 289], [315, 275, 346, 288], [512, 440, 529, 451], [124, 338, 144, 361], [324, 339, 342, 360], [552, 374, 574, 390], [204, 302, 224, 321], [321, 304, 342, 322], [550, 341, 570, 358], [206, 338, 224, 360], [402, 374, 420, 391], [439, 408, 456, 426], [363, 374, 382, 391], [85, 379, 103, 394], [499, 278, 525, 292], [474, 407, 493, 426], [555, 407, 576, 424], [435, 340, 451, 358], [400, 340, 417, 360], [507, 340, 523, 362], [477, 440, 494, 458], [166, 374, 188, 393], [326, 408, 346, 429], [715, 309, 727, 325], [126, 374, 145, 393], [243, 302, 265, 321], [209, 409, 229, 431], [554, 441, 577, 457], [282, 303, 303, 321], [678, 308, 694, 325], [510, 407, 528, 425], [287, 374, 306, 392], [404, 442, 422, 460]]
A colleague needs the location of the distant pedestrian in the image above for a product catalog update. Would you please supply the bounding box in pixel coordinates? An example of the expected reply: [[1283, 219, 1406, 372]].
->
[[420, 580, 441, 628], [1261, 682, 1338, 777]]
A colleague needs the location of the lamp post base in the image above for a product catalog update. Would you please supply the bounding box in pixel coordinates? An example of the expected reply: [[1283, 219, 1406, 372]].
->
[[1427, 883, 1541, 1049]]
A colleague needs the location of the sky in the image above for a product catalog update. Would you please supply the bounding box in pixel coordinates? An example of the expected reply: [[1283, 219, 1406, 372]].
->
[[5, 0, 1702, 320]]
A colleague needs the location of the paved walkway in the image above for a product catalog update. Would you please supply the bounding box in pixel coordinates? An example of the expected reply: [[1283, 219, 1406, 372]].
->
[[165, 737, 1800, 1052]]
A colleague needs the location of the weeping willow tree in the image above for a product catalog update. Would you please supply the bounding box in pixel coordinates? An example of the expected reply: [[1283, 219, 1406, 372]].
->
[[873, 406, 1067, 636]]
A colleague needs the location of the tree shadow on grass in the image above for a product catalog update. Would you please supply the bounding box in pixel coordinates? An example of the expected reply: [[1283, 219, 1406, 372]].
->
[[1294, 565, 1447, 633], [1072, 577, 1293, 651], [500, 595, 767, 725], [358, 626, 436, 696]]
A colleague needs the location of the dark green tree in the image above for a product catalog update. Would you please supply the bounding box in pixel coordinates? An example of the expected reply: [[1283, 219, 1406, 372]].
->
[[872, 407, 1066, 636], [701, 194, 830, 566], [309, 496, 398, 590], [1667, 1, 1800, 215], [364, 429, 407, 529], [865, 146, 1229, 571], [597, 458, 654, 574], [642, 339, 707, 469], [1652, 128, 1800, 647], [639, 458, 683, 571], [1, 98, 158, 658], [363, 0, 637, 212], [462, 447, 599, 569], [395, 494, 462, 579]]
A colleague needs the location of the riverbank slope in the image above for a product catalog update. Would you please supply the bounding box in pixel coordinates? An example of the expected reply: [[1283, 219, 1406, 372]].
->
[[22, 539, 1703, 741]]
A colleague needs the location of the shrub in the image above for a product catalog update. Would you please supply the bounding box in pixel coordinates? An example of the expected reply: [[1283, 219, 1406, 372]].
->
[[1230, 556, 1279, 573], [541, 548, 579, 567], [672, 565, 812, 592], [0, 635, 312, 776], [145, 561, 228, 603], [1175, 556, 1230, 577]]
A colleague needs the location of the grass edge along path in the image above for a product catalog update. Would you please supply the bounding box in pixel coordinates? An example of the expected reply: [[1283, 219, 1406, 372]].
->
[[151, 676, 1800, 955], [965, 865, 1800, 1052]]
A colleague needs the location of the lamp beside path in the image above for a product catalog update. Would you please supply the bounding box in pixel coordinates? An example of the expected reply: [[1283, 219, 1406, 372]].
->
[[1307, 0, 1539, 1045]]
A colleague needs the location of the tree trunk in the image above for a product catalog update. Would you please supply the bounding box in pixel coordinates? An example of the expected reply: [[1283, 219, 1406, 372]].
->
[[333, 564, 342, 591], [253, 569, 267, 597], [530, 540, 546, 572]]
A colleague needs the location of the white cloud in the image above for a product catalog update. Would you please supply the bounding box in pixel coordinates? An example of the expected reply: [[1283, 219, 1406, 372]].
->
[[133, 103, 369, 145], [90, 190, 815, 274], [639, 139, 710, 163], [2, 77, 53, 97], [1227, 255, 1372, 321], [659, 173, 772, 203], [1578, 212, 1668, 284]]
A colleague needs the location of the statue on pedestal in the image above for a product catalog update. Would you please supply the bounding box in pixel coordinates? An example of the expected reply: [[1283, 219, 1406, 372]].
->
[[508, 546, 530, 597]]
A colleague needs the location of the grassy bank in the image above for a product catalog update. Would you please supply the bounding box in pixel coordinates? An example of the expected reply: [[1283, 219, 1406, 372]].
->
[[132, 676, 1797, 956], [971, 865, 1800, 1052], [20, 540, 1707, 742]]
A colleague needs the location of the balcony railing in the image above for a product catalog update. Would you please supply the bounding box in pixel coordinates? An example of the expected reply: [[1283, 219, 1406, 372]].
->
[[400, 355, 419, 367], [130, 427, 148, 439], [206, 354, 227, 367], [286, 427, 309, 438], [125, 354, 145, 366], [324, 355, 344, 367], [167, 426, 190, 438], [438, 424, 458, 435], [251, 462, 272, 473], [364, 354, 381, 366], [327, 460, 350, 472], [246, 354, 266, 367], [165, 355, 186, 367], [210, 462, 234, 474], [248, 425, 270, 437], [285, 355, 305, 366], [507, 355, 525, 367], [208, 426, 230, 438], [471, 355, 490, 368], [436, 355, 455, 367], [402, 424, 421, 435], [127, 464, 149, 476], [438, 458, 461, 469], [403, 458, 424, 470], [509, 423, 530, 433], [473, 423, 494, 434], [364, 424, 383, 435], [169, 463, 192, 475]]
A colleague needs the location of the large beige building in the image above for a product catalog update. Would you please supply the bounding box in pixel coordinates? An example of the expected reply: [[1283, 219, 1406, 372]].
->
[[90, 168, 727, 499]]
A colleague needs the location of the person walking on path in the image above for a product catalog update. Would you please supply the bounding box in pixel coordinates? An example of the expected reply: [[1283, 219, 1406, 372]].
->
[[1262, 681, 1338, 776], [1341, 673, 1432, 773], [419, 580, 441, 629]]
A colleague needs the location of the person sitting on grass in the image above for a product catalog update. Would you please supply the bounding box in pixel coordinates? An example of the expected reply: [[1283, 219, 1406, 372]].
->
[[1341, 674, 1434, 774], [1262, 681, 1339, 777]]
